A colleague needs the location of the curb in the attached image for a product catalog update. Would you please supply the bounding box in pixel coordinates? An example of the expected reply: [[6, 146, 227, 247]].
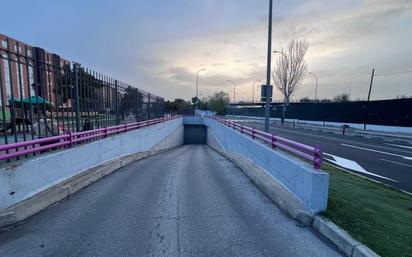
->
[[312, 216, 380, 257], [0, 147, 171, 232]]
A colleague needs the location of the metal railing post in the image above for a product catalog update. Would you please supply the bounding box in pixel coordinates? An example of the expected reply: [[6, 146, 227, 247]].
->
[[241, 124, 243, 133], [271, 133, 276, 149], [115, 80, 119, 125], [68, 131, 73, 148], [74, 64, 81, 132], [314, 146, 322, 170], [252, 128, 256, 139]]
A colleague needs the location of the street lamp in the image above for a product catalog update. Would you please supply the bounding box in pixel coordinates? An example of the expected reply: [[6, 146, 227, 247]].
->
[[273, 50, 287, 59], [308, 72, 318, 102], [264, 0, 273, 132], [226, 80, 236, 104], [252, 80, 261, 103], [196, 68, 206, 110]]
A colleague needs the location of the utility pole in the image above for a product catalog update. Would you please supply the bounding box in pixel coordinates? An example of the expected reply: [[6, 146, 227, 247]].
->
[[264, 0, 273, 132], [364, 68, 375, 130], [308, 72, 318, 102], [196, 68, 206, 111], [227, 80, 236, 104], [252, 80, 261, 103]]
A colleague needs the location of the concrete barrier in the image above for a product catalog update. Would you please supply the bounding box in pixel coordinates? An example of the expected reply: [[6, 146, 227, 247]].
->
[[204, 117, 329, 213], [0, 118, 184, 212]]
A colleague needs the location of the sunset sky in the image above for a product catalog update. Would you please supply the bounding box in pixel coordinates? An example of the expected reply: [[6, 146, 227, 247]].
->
[[2, 0, 411, 101]]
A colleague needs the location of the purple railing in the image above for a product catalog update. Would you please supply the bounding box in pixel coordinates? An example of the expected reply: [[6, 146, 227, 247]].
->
[[211, 117, 322, 170], [0, 116, 181, 162]]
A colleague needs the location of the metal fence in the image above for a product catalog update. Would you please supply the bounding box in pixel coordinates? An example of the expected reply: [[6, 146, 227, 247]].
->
[[0, 116, 179, 162], [210, 116, 322, 169], [227, 98, 412, 127], [0, 44, 164, 147]]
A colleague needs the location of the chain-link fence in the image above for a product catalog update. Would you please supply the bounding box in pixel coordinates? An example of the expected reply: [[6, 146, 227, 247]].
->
[[0, 40, 164, 146]]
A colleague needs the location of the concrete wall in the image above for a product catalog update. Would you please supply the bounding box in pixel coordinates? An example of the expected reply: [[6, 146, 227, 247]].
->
[[204, 118, 329, 213], [0, 118, 184, 210]]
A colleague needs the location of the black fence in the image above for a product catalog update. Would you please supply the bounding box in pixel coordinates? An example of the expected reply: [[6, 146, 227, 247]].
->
[[0, 43, 164, 146], [227, 98, 412, 127]]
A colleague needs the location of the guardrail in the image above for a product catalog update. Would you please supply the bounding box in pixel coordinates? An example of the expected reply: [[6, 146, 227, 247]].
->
[[0, 115, 181, 162], [211, 117, 322, 170]]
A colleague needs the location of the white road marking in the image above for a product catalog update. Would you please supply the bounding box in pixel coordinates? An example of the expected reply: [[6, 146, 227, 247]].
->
[[387, 143, 412, 150], [341, 143, 412, 161], [324, 153, 398, 182], [380, 158, 412, 168]]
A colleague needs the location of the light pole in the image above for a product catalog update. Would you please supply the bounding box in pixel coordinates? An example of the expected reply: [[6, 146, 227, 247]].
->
[[308, 72, 318, 102], [196, 68, 206, 110], [264, 0, 273, 132], [252, 80, 261, 103], [273, 50, 288, 123], [227, 80, 236, 104]]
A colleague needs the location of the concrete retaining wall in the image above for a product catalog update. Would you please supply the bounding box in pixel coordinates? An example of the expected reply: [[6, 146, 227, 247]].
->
[[0, 118, 184, 211], [204, 117, 329, 213]]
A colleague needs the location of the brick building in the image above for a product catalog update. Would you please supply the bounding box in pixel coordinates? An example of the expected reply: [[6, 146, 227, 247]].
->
[[0, 33, 70, 110]]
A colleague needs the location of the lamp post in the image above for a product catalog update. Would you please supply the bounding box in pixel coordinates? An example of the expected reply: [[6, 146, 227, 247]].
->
[[273, 50, 288, 123], [227, 80, 236, 104], [252, 80, 261, 103], [264, 0, 273, 132], [196, 68, 206, 110], [308, 72, 318, 102]]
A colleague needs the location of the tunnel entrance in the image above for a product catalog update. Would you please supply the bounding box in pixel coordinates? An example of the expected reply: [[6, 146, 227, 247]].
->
[[183, 125, 207, 144]]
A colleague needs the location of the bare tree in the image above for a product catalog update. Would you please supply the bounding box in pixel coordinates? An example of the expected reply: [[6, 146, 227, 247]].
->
[[272, 39, 308, 122]]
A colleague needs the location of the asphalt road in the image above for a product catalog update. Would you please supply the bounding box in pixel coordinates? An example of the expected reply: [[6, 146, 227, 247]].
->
[[236, 119, 412, 193], [0, 145, 341, 257]]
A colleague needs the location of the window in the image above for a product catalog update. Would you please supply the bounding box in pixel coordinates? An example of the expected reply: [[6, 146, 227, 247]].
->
[[1, 40, 7, 49], [28, 66, 36, 96], [18, 63, 25, 98], [2, 54, 12, 99], [27, 49, 32, 57]]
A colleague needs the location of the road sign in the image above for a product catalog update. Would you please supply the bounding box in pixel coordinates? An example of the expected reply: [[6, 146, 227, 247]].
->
[[261, 84, 273, 102]]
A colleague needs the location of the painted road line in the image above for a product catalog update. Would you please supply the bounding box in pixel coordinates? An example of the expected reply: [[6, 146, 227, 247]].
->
[[344, 141, 412, 154], [387, 143, 412, 150], [341, 143, 412, 161], [380, 158, 412, 168], [324, 153, 398, 182]]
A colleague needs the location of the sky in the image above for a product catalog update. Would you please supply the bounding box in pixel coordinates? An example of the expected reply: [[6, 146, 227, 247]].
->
[[1, 0, 411, 102]]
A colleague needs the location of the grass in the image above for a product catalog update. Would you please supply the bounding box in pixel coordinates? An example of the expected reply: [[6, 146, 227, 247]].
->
[[322, 164, 412, 257]]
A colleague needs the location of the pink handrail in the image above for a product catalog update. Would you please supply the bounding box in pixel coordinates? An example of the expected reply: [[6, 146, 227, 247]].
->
[[0, 115, 181, 162], [211, 117, 322, 170]]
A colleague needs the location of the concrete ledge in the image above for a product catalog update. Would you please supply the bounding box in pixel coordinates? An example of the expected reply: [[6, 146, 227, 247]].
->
[[0, 146, 173, 232], [352, 245, 380, 257], [312, 216, 380, 257]]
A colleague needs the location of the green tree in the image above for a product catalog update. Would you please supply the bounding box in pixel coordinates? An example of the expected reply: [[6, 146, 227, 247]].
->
[[207, 91, 230, 115], [333, 93, 350, 102]]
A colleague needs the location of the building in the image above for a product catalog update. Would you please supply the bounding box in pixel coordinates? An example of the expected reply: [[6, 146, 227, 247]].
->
[[0, 33, 70, 111]]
